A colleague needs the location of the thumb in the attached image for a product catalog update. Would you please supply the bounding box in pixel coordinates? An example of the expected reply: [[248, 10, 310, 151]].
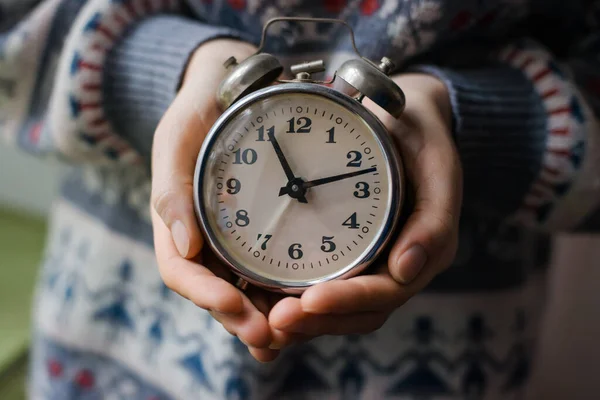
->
[[151, 90, 221, 259], [388, 114, 462, 285]]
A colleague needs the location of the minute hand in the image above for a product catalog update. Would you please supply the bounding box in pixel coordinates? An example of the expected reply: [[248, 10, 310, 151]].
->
[[303, 167, 377, 189]]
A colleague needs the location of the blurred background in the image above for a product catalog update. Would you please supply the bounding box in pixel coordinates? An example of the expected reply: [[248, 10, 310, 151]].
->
[[1, 140, 600, 399], [0, 142, 60, 398]]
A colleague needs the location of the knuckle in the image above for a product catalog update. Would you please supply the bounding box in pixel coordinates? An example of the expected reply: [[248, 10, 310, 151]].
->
[[151, 183, 195, 225], [158, 258, 189, 300], [186, 274, 212, 308], [415, 199, 457, 241], [152, 188, 178, 222]]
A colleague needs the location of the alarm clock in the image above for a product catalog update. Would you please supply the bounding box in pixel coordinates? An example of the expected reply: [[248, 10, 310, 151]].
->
[[193, 17, 406, 294]]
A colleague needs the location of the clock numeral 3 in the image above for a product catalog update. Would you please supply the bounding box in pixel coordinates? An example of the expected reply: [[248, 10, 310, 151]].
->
[[342, 212, 360, 229], [256, 233, 272, 250], [235, 210, 250, 227], [287, 117, 312, 133], [321, 236, 336, 253], [354, 182, 370, 198], [226, 178, 241, 195], [233, 148, 258, 165], [346, 151, 362, 167], [288, 243, 303, 260], [256, 125, 274, 142]]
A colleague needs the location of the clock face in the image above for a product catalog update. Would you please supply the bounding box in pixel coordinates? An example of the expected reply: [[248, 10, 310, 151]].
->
[[196, 87, 400, 289]]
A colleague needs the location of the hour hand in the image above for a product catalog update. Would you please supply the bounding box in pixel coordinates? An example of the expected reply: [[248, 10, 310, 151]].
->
[[268, 128, 295, 181], [268, 129, 308, 203]]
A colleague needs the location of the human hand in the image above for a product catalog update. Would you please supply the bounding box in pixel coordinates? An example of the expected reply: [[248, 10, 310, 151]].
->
[[151, 39, 293, 361], [269, 73, 463, 338]]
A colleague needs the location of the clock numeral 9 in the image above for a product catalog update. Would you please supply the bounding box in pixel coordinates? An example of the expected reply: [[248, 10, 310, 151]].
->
[[256, 233, 272, 250], [321, 236, 336, 253], [235, 210, 250, 227], [233, 148, 258, 165], [342, 212, 360, 229], [256, 125, 274, 142], [287, 117, 312, 133], [354, 182, 370, 198], [288, 243, 303, 260], [346, 151, 362, 167], [226, 178, 241, 195]]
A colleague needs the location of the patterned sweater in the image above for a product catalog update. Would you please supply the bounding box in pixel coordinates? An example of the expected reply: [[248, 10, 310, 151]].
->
[[2, 0, 600, 399]]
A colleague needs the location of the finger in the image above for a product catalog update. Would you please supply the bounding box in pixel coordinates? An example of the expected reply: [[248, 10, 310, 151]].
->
[[390, 134, 461, 285], [301, 270, 408, 314], [270, 297, 389, 335], [153, 208, 244, 314], [209, 293, 272, 348], [151, 40, 256, 260], [248, 347, 280, 363], [151, 88, 221, 259], [269, 328, 311, 350], [244, 288, 307, 349], [368, 95, 462, 285]]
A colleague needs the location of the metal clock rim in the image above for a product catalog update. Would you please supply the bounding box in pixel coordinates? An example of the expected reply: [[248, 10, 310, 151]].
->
[[193, 83, 404, 294]]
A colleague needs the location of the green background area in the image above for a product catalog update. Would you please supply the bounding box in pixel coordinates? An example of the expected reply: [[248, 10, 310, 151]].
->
[[0, 209, 47, 399]]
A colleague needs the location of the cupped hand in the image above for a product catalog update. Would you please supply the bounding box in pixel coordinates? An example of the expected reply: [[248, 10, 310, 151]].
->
[[151, 39, 294, 361], [270, 73, 463, 338]]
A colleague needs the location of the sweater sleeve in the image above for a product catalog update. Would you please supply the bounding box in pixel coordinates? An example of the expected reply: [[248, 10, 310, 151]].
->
[[45, 0, 249, 166], [415, 38, 600, 232]]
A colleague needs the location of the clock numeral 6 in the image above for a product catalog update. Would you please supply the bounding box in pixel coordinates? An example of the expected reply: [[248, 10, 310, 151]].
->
[[354, 182, 370, 198], [321, 236, 336, 253], [256, 233, 272, 251], [342, 212, 360, 229], [233, 148, 258, 165], [226, 178, 241, 195], [235, 210, 250, 227], [288, 243, 303, 260], [287, 117, 312, 133], [346, 151, 362, 167]]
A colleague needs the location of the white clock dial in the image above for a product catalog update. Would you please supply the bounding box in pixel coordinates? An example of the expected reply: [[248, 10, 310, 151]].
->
[[197, 89, 399, 288]]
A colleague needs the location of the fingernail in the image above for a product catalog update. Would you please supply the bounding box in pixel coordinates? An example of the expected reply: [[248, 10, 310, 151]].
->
[[395, 244, 427, 284], [171, 220, 190, 258]]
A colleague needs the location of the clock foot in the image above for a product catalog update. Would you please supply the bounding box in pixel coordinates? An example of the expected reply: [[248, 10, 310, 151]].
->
[[235, 277, 249, 291]]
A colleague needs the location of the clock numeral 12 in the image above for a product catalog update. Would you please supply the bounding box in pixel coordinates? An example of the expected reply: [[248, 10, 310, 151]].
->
[[287, 117, 312, 133]]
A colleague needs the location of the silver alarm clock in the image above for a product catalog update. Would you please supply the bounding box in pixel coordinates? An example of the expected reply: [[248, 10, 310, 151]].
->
[[194, 17, 405, 293]]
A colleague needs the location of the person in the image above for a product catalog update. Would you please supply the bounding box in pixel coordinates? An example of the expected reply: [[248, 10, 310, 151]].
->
[[2, 0, 599, 398]]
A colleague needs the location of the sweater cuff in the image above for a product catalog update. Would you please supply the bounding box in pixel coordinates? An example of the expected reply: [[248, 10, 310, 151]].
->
[[103, 15, 249, 162], [415, 64, 548, 220]]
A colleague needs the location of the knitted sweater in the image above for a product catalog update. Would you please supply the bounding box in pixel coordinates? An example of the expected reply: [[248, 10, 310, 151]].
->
[[2, 0, 600, 399]]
